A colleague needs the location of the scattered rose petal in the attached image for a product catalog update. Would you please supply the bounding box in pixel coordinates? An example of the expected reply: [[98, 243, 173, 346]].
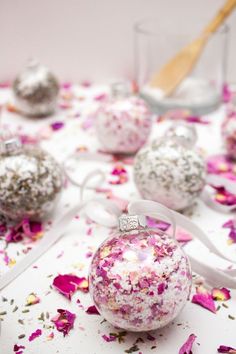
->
[[5, 218, 43, 243], [102, 334, 117, 342], [51, 121, 65, 131], [222, 84, 233, 103], [218, 345, 236, 353], [109, 164, 129, 185], [94, 93, 107, 101], [51, 309, 76, 336], [147, 333, 156, 341], [46, 332, 54, 341], [53, 274, 88, 300], [28, 329, 42, 342], [179, 334, 197, 354], [146, 217, 170, 231], [222, 219, 236, 244], [212, 287, 231, 301], [86, 305, 100, 315], [14, 344, 25, 352], [26, 293, 40, 306], [192, 287, 216, 313], [175, 228, 193, 243], [207, 155, 236, 181], [211, 186, 236, 206]]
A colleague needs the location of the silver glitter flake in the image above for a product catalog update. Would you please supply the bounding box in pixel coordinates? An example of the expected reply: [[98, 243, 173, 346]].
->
[[13, 61, 59, 117], [0, 145, 63, 220], [134, 140, 206, 211]]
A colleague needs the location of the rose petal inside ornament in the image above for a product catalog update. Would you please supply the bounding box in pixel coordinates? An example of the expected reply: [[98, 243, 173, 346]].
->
[[95, 96, 152, 154], [89, 229, 192, 332]]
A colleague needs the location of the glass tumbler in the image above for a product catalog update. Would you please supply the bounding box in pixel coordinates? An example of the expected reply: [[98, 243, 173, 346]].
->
[[134, 18, 229, 115]]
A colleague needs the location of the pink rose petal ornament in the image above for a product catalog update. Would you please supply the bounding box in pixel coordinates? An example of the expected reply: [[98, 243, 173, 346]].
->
[[95, 82, 152, 154], [89, 212, 192, 331]]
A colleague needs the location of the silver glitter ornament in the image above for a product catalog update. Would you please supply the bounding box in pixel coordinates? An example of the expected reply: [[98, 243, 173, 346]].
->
[[0, 138, 63, 220], [13, 61, 59, 117], [134, 139, 206, 211], [165, 122, 197, 149]]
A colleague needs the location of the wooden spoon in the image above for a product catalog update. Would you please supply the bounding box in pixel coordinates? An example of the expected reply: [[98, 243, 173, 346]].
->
[[149, 0, 236, 96]]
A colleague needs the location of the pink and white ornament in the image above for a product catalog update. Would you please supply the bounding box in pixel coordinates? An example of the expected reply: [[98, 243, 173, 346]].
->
[[95, 83, 152, 154], [222, 109, 236, 159], [89, 214, 192, 331]]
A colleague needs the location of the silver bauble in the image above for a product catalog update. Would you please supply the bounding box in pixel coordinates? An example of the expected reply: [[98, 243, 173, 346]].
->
[[134, 139, 206, 211], [0, 138, 63, 220], [165, 122, 197, 149], [13, 61, 59, 117]]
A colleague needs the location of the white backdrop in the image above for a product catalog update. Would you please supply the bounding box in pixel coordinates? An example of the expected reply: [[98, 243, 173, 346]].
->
[[0, 0, 236, 83]]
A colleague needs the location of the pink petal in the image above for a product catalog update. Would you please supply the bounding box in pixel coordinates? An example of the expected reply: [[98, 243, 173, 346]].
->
[[179, 334, 197, 354], [53, 274, 89, 300], [51, 121, 65, 131], [218, 345, 236, 353], [51, 309, 76, 336], [14, 345, 25, 352], [175, 228, 193, 243], [86, 305, 100, 315], [212, 288, 231, 301], [192, 292, 216, 313], [28, 329, 42, 341], [102, 334, 117, 342]]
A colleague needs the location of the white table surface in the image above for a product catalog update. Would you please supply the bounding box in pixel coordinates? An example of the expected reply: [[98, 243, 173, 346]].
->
[[0, 84, 235, 354]]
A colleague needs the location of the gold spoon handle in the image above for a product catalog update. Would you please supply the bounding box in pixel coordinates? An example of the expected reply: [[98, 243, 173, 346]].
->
[[203, 0, 236, 36]]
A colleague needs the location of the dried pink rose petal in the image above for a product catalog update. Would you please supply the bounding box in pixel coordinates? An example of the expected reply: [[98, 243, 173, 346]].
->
[[14, 344, 25, 352], [212, 287, 231, 301], [53, 274, 89, 300], [175, 228, 193, 243], [222, 84, 233, 103], [192, 287, 216, 313], [51, 121, 65, 131], [179, 334, 197, 354], [28, 329, 42, 341], [102, 334, 117, 342], [26, 293, 40, 306], [51, 309, 76, 336], [109, 164, 129, 185], [6, 218, 43, 243], [222, 219, 236, 244], [86, 305, 100, 315], [146, 217, 170, 231], [218, 345, 236, 353]]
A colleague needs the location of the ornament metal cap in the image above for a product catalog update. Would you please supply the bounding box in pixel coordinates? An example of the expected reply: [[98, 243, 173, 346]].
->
[[0, 137, 22, 155], [118, 214, 146, 232], [111, 81, 130, 99]]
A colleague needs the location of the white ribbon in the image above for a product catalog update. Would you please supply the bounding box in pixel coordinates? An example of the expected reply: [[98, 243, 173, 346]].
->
[[1, 155, 236, 290]]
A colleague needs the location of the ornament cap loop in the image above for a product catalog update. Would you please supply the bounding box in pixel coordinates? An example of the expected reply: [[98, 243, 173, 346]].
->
[[118, 214, 146, 232]]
